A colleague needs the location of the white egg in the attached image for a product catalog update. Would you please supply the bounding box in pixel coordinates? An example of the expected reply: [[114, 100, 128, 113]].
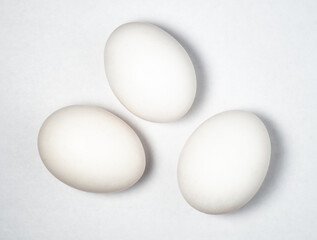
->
[[178, 110, 271, 214], [38, 105, 146, 192], [104, 22, 196, 122]]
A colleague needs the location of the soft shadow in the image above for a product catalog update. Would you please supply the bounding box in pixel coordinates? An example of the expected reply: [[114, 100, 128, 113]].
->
[[105, 110, 153, 194], [226, 112, 284, 216], [72, 103, 154, 196], [148, 21, 209, 120]]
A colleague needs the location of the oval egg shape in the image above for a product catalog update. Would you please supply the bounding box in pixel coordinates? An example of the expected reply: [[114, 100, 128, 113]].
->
[[104, 22, 196, 122], [178, 110, 271, 214], [38, 105, 146, 193]]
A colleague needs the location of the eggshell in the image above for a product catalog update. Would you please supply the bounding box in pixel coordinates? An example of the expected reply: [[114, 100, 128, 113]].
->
[[178, 110, 271, 214], [38, 105, 146, 192], [104, 22, 196, 122]]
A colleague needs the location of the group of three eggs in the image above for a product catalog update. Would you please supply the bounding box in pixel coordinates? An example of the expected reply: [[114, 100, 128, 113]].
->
[[38, 22, 271, 214]]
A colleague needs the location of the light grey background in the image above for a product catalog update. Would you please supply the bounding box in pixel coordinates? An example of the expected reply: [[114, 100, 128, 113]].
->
[[1, 0, 316, 239]]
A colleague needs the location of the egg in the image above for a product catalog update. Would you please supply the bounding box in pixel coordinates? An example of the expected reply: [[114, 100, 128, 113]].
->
[[104, 22, 196, 122], [178, 110, 271, 214], [38, 105, 146, 192]]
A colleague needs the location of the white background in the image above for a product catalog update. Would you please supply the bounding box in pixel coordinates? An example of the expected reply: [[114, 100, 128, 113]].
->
[[1, 0, 317, 239]]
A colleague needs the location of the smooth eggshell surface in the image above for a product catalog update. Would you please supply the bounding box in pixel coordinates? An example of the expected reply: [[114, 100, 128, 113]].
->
[[104, 22, 196, 122], [178, 110, 271, 214], [38, 105, 146, 192]]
